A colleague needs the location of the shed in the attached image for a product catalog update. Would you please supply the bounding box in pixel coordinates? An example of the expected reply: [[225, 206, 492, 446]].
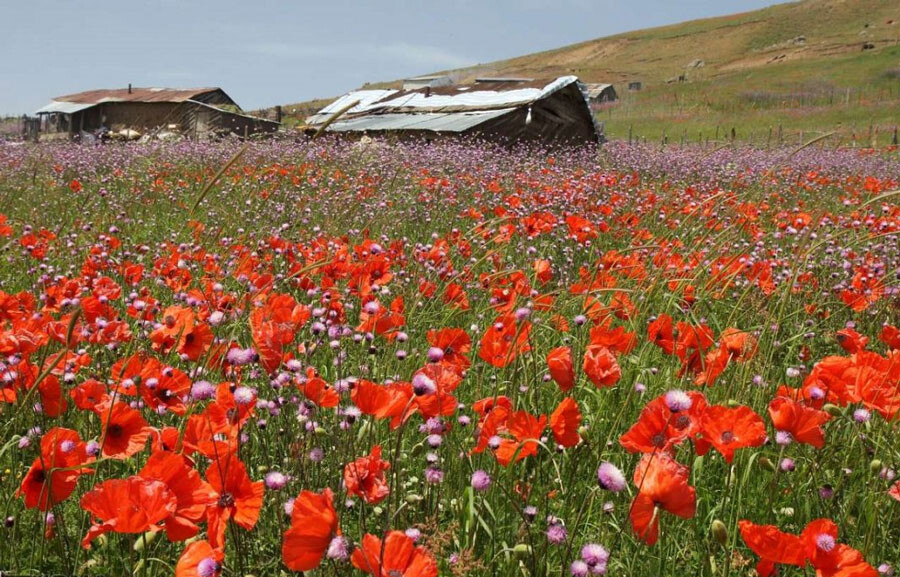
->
[[584, 83, 618, 103], [306, 76, 601, 145], [403, 75, 454, 90], [35, 86, 279, 140]]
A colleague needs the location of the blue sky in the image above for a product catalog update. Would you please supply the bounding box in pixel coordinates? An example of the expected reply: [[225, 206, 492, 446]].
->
[[1, 0, 781, 114]]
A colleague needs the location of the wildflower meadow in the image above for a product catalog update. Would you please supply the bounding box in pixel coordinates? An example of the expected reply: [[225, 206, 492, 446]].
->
[[0, 138, 898, 576]]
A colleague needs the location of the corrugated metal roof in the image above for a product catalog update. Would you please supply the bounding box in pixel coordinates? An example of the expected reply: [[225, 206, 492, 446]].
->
[[308, 76, 580, 125], [328, 109, 513, 133], [49, 87, 223, 104], [585, 83, 614, 98], [35, 101, 97, 115]]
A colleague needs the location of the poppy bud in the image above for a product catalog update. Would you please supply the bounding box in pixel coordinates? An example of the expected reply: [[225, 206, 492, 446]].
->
[[513, 543, 532, 558], [758, 457, 777, 472], [133, 530, 157, 552], [405, 494, 423, 504], [726, 399, 740, 408], [823, 404, 843, 417], [870, 459, 883, 473], [710, 520, 728, 546], [314, 426, 326, 435]]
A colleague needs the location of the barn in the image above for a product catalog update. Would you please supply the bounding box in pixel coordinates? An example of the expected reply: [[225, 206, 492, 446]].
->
[[35, 86, 279, 140], [305, 76, 602, 145], [584, 83, 618, 103]]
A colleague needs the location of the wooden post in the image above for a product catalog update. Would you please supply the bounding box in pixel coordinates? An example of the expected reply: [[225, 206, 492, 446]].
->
[[628, 124, 633, 145], [892, 127, 898, 146], [767, 127, 772, 149]]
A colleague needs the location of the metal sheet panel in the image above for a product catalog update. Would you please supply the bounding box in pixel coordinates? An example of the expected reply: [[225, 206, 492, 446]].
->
[[35, 101, 97, 115], [328, 109, 513, 133]]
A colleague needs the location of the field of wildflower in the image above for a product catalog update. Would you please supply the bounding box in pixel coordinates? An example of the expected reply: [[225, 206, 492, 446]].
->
[[0, 138, 898, 577]]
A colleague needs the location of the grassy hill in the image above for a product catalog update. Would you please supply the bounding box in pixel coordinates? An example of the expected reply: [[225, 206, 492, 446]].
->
[[284, 0, 900, 143]]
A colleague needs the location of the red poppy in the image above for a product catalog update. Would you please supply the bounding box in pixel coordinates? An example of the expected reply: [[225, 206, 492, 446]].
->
[[250, 293, 310, 374], [298, 367, 340, 408], [17, 428, 90, 510], [351, 531, 438, 577], [80, 477, 177, 548], [70, 378, 109, 411], [836, 328, 869, 353], [139, 451, 216, 541], [588, 323, 637, 355], [890, 481, 900, 503], [344, 445, 391, 504], [426, 327, 471, 371], [352, 380, 414, 428], [175, 540, 223, 577], [738, 520, 807, 577], [478, 314, 531, 368], [648, 315, 675, 354], [100, 401, 152, 459], [629, 453, 696, 545], [767, 396, 830, 449], [695, 405, 767, 463], [494, 410, 547, 466], [282, 488, 339, 571], [149, 306, 213, 361], [206, 456, 265, 551], [879, 324, 900, 351], [620, 391, 707, 453], [547, 346, 575, 392], [549, 397, 581, 448], [582, 345, 621, 388]]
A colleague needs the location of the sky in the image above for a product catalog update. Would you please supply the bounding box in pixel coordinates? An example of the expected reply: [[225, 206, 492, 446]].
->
[[1, 0, 781, 115]]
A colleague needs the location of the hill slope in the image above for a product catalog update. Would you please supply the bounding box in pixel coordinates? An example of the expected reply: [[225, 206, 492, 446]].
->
[[285, 0, 900, 143]]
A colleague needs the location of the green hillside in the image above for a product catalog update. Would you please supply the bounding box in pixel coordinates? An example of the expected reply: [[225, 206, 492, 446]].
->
[[285, 0, 900, 143]]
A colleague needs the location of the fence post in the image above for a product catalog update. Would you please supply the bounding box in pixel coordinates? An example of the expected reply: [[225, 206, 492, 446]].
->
[[892, 127, 898, 146]]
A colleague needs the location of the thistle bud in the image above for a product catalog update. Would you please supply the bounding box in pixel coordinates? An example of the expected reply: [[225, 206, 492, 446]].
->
[[758, 456, 777, 472], [710, 520, 728, 546], [512, 543, 532, 558], [132, 530, 157, 552], [823, 403, 843, 417]]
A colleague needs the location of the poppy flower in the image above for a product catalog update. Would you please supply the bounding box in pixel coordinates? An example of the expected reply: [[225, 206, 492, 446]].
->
[[494, 410, 547, 466], [478, 314, 531, 368], [890, 481, 900, 503], [149, 306, 213, 361], [175, 540, 223, 577], [298, 367, 340, 408], [547, 346, 575, 392], [100, 401, 152, 459], [767, 396, 830, 449], [582, 345, 621, 388], [70, 378, 109, 411], [344, 445, 391, 504], [139, 451, 216, 541], [800, 519, 877, 577], [426, 327, 471, 371], [206, 456, 265, 551], [620, 391, 707, 453], [80, 477, 177, 548], [17, 428, 90, 510], [352, 380, 414, 428], [695, 405, 767, 463], [629, 453, 696, 545], [738, 520, 808, 577], [836, 328, 869, 353], [879, 324, 900, 351], [351, 530, 438, 577], [588, 323, 637, 355], [648, 314, 675, 355], [282, 488, 340, 571], [550, 397, 581, 448]]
